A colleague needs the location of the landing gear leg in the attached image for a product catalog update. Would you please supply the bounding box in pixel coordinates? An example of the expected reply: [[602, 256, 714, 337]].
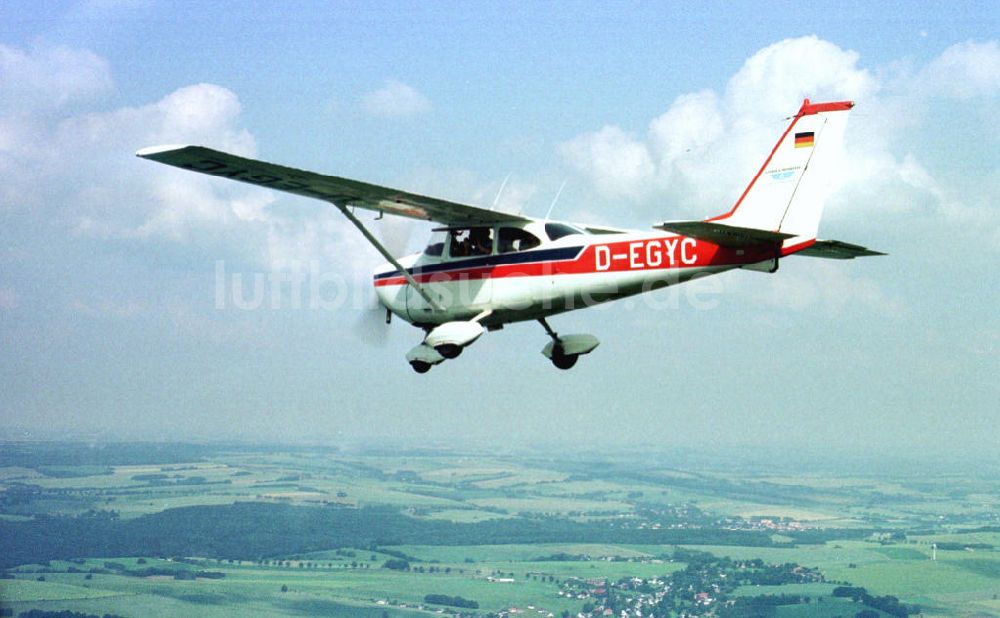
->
[[538, 317, 558, 340]]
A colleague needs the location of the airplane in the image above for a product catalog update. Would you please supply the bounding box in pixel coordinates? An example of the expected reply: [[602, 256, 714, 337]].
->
[[138, 98, 883, 374]]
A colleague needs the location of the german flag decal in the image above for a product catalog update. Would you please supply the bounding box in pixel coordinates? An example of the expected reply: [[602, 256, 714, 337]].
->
[[794, 131, 815, 148]]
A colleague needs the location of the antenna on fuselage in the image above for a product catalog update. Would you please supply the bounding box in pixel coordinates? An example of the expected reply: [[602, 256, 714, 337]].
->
[[491, 173, 512, 210], [544, 180, 567, 221]]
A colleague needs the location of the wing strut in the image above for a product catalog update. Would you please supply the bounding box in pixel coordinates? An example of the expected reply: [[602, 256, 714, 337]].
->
[[336, 204, 443, 311]]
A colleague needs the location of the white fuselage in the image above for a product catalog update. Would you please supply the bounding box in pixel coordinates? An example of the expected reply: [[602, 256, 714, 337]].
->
[[373, 220, 773, 329]]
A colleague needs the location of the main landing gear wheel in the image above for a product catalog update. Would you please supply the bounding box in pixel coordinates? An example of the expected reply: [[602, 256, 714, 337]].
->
[[550, 347, 578, 370], [435, 344, 463, 359], [409, 360, 432, 374], [538, 317, 598, 371]]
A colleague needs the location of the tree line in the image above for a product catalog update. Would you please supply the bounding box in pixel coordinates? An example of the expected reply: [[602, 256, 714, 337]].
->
[[833, 586, 918, 616], [0, 502, 776, 568]]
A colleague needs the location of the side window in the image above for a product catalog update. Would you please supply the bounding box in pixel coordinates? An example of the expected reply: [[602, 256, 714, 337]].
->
[[449, 229, 471, 258], [498, 227, 542, 253], [448, 228, 494, 258], [544, 222, 582, 241], [470, 227, 493, 255]]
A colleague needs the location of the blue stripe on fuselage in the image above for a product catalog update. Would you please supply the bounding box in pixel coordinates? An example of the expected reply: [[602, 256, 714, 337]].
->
[[373, 246, 584, 280]]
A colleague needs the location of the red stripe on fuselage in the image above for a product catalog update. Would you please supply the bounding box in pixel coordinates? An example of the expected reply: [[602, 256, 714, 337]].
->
[[373, 236, 779, 287]]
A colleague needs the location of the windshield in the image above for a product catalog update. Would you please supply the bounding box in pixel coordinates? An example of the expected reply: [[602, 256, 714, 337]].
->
[[544, 222, 583, 241], [423, 230, 446, 256]]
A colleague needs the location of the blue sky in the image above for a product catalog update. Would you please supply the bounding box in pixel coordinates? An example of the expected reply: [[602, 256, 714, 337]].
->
[[1, 1, 997, 456]]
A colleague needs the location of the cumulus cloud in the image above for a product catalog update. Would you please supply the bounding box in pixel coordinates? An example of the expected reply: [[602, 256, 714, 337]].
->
[[559, 36, 877, 216], [559, 126, 655, 202], [361, 79, 432, 118], [0, 44, 383, 285], [649, 90, 724, 167], [491, 181, 537, 216], [558, 35, 1000, 314], [0, 44, 114, 114], [46, 83, 258, 245], [724, 36, 875, 120], [919, 40, 1000, 99], [561, 36, 1000, 235], [753, 261, 905, 318]]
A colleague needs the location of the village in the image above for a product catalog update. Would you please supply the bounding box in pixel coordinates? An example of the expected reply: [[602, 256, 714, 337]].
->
[[487, 550, 825, 618]]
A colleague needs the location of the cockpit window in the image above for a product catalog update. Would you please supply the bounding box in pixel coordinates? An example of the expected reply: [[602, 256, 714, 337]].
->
[[544, 222, 583, 241], [423, 230, 446, 256], [448, 227, 494, 258], [498, 227, 541, 253]]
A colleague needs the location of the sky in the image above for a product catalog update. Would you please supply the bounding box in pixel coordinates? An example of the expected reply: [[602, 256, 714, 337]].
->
[[1, 1, 998, 457]]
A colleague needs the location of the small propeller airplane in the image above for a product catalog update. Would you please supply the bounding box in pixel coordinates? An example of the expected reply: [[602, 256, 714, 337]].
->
[[138, 98, 883, 373]]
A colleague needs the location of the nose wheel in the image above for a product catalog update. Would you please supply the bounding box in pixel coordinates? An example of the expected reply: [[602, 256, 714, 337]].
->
[[405, 343, 445, 374], [409, 360, 432, 374]]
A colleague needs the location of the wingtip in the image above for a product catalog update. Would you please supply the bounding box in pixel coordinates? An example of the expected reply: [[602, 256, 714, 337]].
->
[[135, 144, 192, 158]]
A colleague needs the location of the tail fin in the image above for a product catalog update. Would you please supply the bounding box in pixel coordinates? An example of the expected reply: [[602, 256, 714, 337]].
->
[[709, 99, 853, 252]]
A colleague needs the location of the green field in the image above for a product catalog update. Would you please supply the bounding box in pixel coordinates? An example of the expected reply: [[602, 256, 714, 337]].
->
[[3, 443, 1000, 617], [1, 562, 584, 616], [0, 579, 125, 602]]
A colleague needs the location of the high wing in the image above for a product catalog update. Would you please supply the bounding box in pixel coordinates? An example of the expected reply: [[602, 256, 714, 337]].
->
[[136, 145, 528, 226], [136, 144, 528, 312]]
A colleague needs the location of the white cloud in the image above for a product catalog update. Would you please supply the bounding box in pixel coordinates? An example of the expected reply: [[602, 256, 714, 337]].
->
[[649, 90, 724, 168], [557, 38, 863, 221], [0, 44, 114, 114], [5, 37, 1000, 326], [0, 44, 382, 282], [132, 176, 276, 240], [558, 126, 655, 202], [755, 261, 905, 318], [724, 36, 875, 120], [360, 79, 432, 118], [53, 83, 259, 241], [152, 84, 256, 150], [560, 36, 878, 221], [557, 35, 1000, 313], [491, 181, 537, 216], [919, 40, 1000, 99]]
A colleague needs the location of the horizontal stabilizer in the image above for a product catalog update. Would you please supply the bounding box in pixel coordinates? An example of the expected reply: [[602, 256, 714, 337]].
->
[[654, 220, 794, 248], [795, 239, 886, 259]]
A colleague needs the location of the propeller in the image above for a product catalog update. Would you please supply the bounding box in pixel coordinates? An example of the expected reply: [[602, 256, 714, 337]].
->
[[355, 292, 392, 346], [377, 216, 417, 259], [353, 216, 418, 346]]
